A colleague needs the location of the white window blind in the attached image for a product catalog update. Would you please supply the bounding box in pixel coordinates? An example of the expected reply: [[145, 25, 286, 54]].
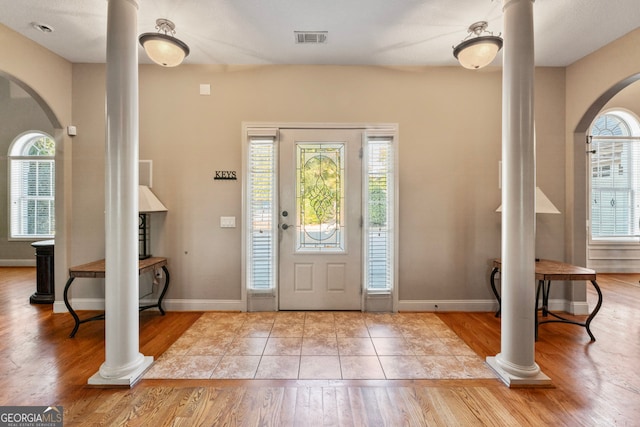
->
[[590, 112, 640, 239], [247, 133, 277, 290], [8, 132, 55, 239], [590, 137, 640, 238], [364, 135, 394, 292]]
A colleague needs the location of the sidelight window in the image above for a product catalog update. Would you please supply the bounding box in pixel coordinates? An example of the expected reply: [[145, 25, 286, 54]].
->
[[246, 131, 277, 290], [364, 134, 395, 292]]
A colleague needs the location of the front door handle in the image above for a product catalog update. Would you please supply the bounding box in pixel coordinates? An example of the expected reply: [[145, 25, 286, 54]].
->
[[281, 224, 291, 230]]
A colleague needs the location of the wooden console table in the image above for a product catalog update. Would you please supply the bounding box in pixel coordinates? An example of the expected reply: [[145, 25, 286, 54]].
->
[[63, 257, 170, 337], [490, 259, 603, 341]]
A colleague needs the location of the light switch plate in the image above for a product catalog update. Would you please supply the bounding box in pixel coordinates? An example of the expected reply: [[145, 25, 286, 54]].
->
[[220, 216, 236, 228], [199, 84, 211, 95]]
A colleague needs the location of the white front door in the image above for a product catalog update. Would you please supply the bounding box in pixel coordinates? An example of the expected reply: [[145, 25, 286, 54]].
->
[[278, 129, 362, 310]]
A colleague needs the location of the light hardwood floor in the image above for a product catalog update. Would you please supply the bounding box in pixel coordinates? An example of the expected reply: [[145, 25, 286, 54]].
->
[[1, 267, 638, 425]]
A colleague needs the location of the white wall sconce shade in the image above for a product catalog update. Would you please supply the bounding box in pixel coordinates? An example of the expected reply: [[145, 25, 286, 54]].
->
[[496, 187, 561, 214], [139, 185, 168, 213], [453, 21, 503, 70], [139, 185, 167, 259], [139, 18, 190, 67]]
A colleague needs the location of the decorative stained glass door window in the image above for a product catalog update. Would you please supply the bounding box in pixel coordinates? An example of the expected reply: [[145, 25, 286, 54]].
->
[[296, 143, 345, 252]]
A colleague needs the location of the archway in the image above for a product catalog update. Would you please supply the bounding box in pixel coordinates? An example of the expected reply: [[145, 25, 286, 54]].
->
[[0, 72, 62, 129], [570, 73, 640, 267], [0, 71, 69, 309]]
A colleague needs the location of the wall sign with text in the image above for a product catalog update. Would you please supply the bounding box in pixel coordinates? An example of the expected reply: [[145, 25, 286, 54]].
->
[[214, 171, 237, 180]]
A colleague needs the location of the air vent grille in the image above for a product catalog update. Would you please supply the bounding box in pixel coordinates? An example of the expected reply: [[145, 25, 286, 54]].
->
[[295, 31, 328, 44]]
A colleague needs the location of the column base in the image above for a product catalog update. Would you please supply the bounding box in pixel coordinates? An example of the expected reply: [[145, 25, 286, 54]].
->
[[486, 356, 552, 387], [29, 292, 54, 304], [88, 356, 153, 387]]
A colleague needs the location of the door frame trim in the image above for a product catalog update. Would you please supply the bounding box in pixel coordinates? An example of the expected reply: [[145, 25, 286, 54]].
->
[[241, 122, 399, 312]]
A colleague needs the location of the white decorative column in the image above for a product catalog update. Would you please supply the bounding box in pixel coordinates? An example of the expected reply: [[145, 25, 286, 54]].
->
[[486, 0, 551, 386], [89, 0, 153, 386]]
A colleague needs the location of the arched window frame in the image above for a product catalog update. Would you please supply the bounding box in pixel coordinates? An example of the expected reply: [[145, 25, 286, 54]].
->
[[589, 109, 640, 242], [8, 131, 56, 240]]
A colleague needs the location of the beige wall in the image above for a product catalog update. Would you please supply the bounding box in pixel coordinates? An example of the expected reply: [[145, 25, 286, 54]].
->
[[603, 80, 640, 113], [70, 63, 566, 305], [0, 21, 575, 308]]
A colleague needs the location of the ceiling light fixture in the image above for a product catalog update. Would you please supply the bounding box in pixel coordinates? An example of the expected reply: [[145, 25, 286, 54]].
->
[[453, 21, 503, 70], [139, 18, 190, 67]]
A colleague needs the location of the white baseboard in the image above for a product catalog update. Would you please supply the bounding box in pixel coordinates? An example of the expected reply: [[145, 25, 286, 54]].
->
[[567, 300, 590, 315], [0, 259, 36, 267], [162, 299, 245, 312], [538, 299, 590, 315], [590, 267, 640, 273], [52, 297, 592, 316], [54, 298, 246, 313], [53, 301, 67, 313], [398, 298, 592, 315], [398, 299, 498, 312]]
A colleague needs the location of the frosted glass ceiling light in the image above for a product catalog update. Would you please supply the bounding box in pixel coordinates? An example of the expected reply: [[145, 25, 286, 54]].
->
[[139, 18, 190, 67], [453, 21, 503, 70]]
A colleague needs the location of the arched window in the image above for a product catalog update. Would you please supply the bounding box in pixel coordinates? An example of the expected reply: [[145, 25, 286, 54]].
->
[[589, 110, 640, 240], [8, 131, 55, 239]]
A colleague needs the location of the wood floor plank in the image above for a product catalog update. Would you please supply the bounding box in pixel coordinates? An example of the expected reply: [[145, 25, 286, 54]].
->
[[200, 386, 246, 426], [278, 387, 297, 427], [385, 386, 427, 426], [321, 387, 338, 427], [334, 386, 355, 427], [346, 387, 367, 427], [359, 387, 385, 426], [425, 387, 483, 426], [307, 387, 325, 427]]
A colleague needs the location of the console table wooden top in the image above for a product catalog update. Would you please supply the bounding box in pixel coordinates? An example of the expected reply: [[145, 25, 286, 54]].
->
[[492, 258, 596, 281], [68, 257, 168, 279]]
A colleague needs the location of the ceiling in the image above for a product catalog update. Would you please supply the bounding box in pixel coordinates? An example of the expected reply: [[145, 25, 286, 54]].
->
[[1, 0, 638, 67]]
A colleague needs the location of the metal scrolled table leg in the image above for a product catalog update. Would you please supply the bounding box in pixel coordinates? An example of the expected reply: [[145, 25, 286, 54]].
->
[[490, 267, 501, 317]]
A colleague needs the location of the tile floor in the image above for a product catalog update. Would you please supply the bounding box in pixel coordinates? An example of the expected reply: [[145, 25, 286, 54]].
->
[[144, 311, 496, 380]]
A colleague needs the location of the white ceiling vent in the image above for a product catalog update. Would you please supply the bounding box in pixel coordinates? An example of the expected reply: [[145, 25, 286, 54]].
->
[[295, 31, 328, 44]]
